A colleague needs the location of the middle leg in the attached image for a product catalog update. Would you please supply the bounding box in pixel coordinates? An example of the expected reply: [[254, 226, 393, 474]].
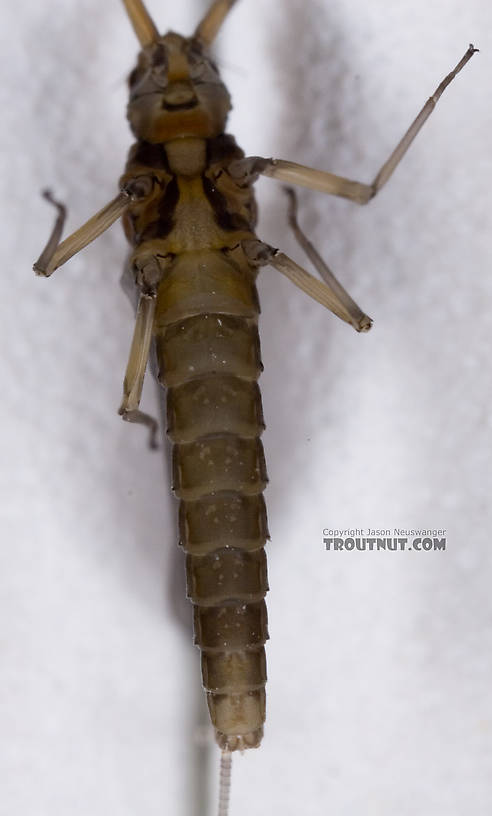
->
[[119, 293, 159, 449]]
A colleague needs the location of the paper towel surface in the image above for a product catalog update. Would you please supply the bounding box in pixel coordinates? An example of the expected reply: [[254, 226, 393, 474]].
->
[[2, 1, 491, 814]]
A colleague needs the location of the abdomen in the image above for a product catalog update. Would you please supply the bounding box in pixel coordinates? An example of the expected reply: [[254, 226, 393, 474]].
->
[[154, 247, 269, 751]]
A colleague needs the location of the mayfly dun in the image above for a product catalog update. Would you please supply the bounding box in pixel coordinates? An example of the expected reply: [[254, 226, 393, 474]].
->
[[33, 1, 477, 813]]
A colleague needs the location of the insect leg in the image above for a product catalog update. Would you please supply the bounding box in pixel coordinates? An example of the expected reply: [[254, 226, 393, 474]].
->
[[121, 0, 159, 46], [34, 190, 131, 277], [118, 293, 159, 449], [241, 239, 372, 333], [194, 0, 239, 47], [284, 186, 368, 318], [229, 44, 477, 205]]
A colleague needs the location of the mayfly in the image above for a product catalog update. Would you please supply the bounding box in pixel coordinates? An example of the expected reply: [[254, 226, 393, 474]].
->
[[34, 1, 476, 812]]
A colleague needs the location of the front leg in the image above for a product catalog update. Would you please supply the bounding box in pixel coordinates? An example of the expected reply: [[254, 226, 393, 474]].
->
[[33, 176, 155, 277], [33, 190, 131, 277], [228, 45, 477, 205]]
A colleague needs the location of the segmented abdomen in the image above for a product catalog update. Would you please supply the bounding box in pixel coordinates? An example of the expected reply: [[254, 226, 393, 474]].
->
[[154, 248, 269, 751]]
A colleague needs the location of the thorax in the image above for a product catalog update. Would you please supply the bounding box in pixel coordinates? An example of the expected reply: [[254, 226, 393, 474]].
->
[[121, 135, 258, 258]]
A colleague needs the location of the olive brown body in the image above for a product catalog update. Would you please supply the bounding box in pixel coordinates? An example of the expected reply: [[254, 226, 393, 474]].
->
[[122, 130, 269, 751], [34, 0, 478, 773]]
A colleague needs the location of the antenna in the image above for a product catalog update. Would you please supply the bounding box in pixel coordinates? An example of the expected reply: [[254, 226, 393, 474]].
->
[[121, 0, 159, 46], [194, 0, 238, 47]]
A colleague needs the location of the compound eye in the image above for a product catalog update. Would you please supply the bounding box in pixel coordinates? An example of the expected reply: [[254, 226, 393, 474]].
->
[[188, 55, 219, 84], [128, 48, 152, 90], [149, 42, 168, 88], [128, 44, 170, 98], [128, 62, 146, 89]]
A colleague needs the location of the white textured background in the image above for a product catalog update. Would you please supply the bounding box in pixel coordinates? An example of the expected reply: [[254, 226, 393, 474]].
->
[[2, 1, 491, 815]]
